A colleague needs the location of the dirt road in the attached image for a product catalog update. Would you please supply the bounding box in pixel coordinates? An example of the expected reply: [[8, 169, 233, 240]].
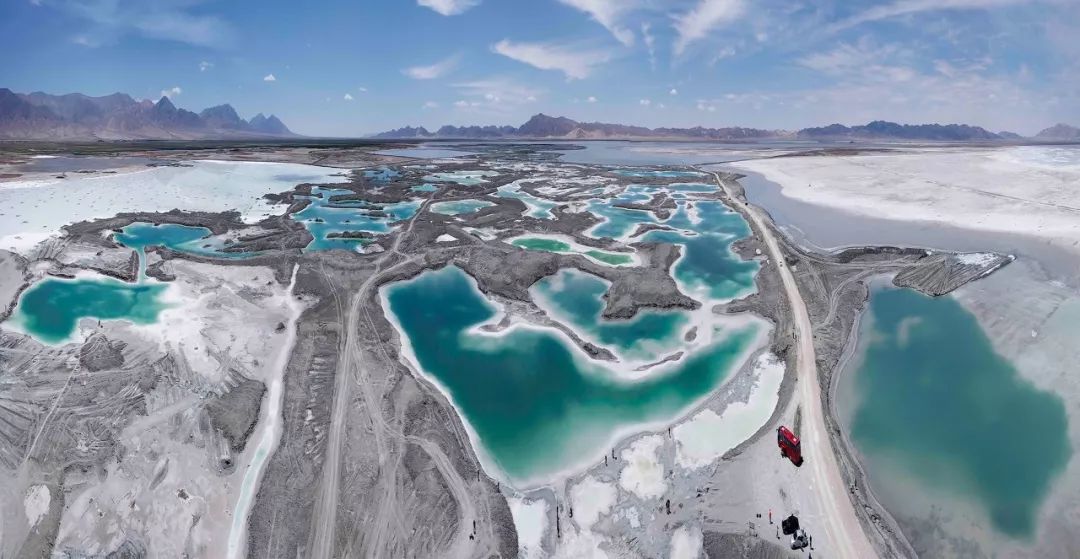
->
[[709, 171, 879, 559]]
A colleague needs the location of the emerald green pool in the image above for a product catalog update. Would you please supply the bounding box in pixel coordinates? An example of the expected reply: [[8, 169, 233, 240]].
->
[[512, 237, 571, 252], [583, 250, 632, 265], [845, 287, 1070, 539], [510, 237, 633, 266], [385, 265, 761, 484], [9, 277, 168, 344]]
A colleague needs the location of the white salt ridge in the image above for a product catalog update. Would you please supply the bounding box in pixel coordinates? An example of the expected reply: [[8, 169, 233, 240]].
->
[[619, 435, 666, 499], [508, 496, 548, 558], [670, 525, 704, 559], [552, 525, 609, 559], [24, 484, 50, 527], [673, 352, 785, 469], [955, 252, 999, 267], [436, 234, 456, 242], [570, 476, 616, 529]]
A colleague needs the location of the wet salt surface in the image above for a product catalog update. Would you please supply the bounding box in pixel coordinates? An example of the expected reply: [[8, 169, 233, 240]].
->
[[15, 155, 167, 173]]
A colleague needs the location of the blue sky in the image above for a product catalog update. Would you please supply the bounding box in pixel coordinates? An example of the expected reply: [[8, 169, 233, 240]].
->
[[2, 0, 1077, 136]]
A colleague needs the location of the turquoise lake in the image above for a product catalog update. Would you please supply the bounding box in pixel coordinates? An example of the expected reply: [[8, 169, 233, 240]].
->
[[295, 187, 419, 251], [641, 201, 758, 301], [10, 277, 168, 344], [116, 222, 257, 268], [844, 287, 1070, 539], [385, 265, 762, 484], [532, 269, 688, 362]]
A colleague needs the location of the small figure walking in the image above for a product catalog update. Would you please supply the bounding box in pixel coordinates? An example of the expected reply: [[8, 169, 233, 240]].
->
[[809, 534, 813, 549], [776, 526, 779, 539], [768, 508, 772, 524]]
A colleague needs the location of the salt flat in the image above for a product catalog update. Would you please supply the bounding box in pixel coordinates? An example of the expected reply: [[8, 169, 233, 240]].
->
[[0, 160, 347, 253], [733, 146, 1080, 257]]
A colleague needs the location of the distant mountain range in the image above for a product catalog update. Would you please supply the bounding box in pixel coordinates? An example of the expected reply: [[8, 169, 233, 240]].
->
[[1035, 123, 1080, 140], [0, 88, 295, 140], [375, 113, 780, 141], [376, 113, 1074, 142]]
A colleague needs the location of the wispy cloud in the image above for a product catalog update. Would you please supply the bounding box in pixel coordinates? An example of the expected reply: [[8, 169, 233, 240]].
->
[[160, 86, 182, 98], [263, 73, 276, 82], [587, 95, 598, 102], [831, 0, 1047, 32], [557, 0, 637, 46], [422, 100, 440, 109], [58, 0, 234, 48], [641, 22, 656, 69], [199, 60, 213, 72], [417, 0, 480, 16], [673, 0, 745, 55], [453, 78, 541, 106], [491, 39, 612, 80], [343, 93, 354, 101], [403, 55, 459, 79], [715, 38, 1058, 132]]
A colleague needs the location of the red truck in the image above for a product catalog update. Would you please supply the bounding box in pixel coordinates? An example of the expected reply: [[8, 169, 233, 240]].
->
[[778, 426, 803, 466]]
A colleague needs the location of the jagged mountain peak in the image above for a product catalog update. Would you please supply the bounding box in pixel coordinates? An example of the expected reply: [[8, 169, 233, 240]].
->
[[0, 88, 297, 140]]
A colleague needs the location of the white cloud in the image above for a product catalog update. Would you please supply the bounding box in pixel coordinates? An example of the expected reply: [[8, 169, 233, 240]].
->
[[159, 86, 182, 98], [797, 40, 916, 82], [587, 95, 598, 102], [343, 93, 354, 101], [673, 0, 745, 55], [358, 86, 368, 92], [557, 0, 637, 46], [403, 55, 459, 79], [710, 46, 737, 65], [453, 78, 541, 106], [491, 39, 612, 80], [263, 73, 276, 82], [57, 0, 234, 48], [199, 60, 213, 72], [417, 0, 480, 16], [641, 22, 656, 69], [639, 98, 651, 106], [670, 88, 678, 95], [422, 101, 440, 109], [831, 0, 1041, 32], [697, 39, 1062, 133]]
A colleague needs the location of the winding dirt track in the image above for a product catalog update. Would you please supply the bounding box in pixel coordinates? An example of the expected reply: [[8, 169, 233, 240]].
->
[[708, 171, 879, 559], [308, 190, 490, 559]]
